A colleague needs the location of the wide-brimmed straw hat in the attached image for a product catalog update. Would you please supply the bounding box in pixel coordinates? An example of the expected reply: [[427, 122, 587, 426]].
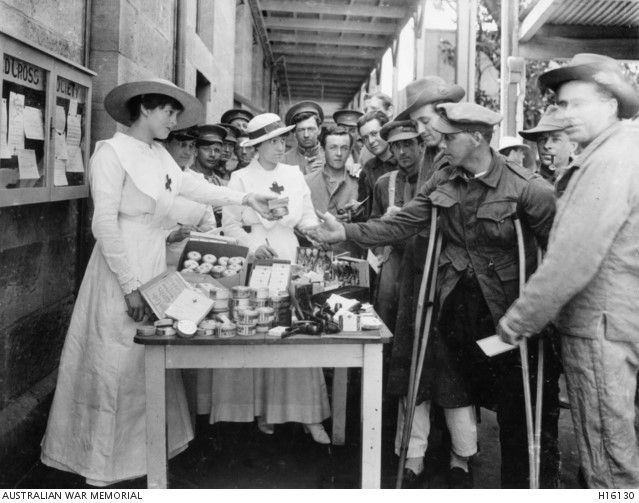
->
[[244, 113, 294, 147], [519, 105, 569, 141], [539, 53, 639, 119], [104, 78, 204, 128], [498, 136, 529, 154], [396, 76, 466, 121]]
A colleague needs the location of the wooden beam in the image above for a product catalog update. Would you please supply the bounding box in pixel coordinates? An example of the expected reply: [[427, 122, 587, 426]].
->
[[520, 36, 639, 60], [270, 43, 379, 60], [279, 66, 371, 77], [268, 32, 388, 48], [279, 56, 374, 67], [519, 0, 560, 42], [287, 75, 364, 84], [264, 17, 397, 35], [260, 0, 406, 18], [536, 24, 639, 40]]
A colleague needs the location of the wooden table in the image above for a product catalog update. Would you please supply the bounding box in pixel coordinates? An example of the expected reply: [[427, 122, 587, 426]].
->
[[135, 327, 391, 489]]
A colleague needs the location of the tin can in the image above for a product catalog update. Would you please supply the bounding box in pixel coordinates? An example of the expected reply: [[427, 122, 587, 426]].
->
[[256, 321, 272, 333], [256, 307, 275, 323], [209, 287, 230, 300], [236, 323, 257, 336], [199, 319, 218, 331], [212, 299, 230, 311], [250, 287, 270, 300], [136, 326, 156, 336], [156, 327, 176, 337], [196, 328, 215, 337], [176, 319, 197, 338], [270, 206, 289, 218], [250, 299, 269, 309], [214, 311, 232, 323], [211, 266, 226, 278], [232, 286, 252, 299], [219, 323, 236, 338], [235, 309, 259, 324]]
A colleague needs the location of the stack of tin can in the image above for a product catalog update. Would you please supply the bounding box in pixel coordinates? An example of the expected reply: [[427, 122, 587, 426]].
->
[[235, 308, 259, 336], [210, 286, 231, 319], [256, 306, 275, 333], [249, 287, 270, 308], [230, 286, 251, 321], [270, 291, 292, 327]]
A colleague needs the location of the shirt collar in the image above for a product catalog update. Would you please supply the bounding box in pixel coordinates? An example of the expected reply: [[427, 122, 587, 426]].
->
[[447, 149, 501, 188], [297, 142, 322, 157]]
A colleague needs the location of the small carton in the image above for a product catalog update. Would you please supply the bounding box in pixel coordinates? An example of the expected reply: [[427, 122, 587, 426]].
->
[[248, 258, 292, 295], [139, 270, 213, 324], [178, 234, 249, 288]]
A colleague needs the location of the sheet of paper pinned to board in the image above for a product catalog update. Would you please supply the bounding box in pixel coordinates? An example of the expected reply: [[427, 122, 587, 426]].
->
[[54, 131, 68, 160], [16, 148, 40, 180], [8, 92, 25, 150], [68, 99, 78, 117], [66, 114, 81, 147], [66, 145, 85, 173], [23, 106, 44, 140], [54, 106, 66, 132], [1, 98, 10, 159], [54, 158, 68, 186]]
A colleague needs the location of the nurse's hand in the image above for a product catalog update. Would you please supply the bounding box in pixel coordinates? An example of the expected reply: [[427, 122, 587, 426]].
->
[[255, 245, 278, 259], [245, 193, 277, 220], [125, 289, 146, 322], [167, 225, 197, 244]]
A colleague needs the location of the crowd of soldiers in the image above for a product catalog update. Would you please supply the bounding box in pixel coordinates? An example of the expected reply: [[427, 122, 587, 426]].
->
[[163, 52, 639, 490]]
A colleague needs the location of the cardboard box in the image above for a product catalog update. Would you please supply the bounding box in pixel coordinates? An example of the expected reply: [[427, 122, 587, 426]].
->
[[332, 256, 370, 288], [178, 234, 249, 289], [139, 270, 213, 323], [248, 258, 292, 294]]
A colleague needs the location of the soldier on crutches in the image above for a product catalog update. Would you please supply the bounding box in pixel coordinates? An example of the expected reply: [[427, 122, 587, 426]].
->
[[307, 101, 561, 488]]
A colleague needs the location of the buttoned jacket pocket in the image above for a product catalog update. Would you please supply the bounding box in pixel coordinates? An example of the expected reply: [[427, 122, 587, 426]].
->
[[476, 200, 517, 246]]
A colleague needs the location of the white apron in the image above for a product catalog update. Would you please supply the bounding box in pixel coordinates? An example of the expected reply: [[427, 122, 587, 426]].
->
[[41, 134, 193, 486]]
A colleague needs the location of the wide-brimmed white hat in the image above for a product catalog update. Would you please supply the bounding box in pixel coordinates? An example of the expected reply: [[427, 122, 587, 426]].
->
[[104, 78, 204, 128], [498, 136, 529, 154], [244, 113, 294, 147]]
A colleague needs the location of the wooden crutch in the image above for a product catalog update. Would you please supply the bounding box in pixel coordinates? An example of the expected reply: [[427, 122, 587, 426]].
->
[[534, 247, 545, 488], [396, 206, 442, 488], [513, 216, 541, 489]]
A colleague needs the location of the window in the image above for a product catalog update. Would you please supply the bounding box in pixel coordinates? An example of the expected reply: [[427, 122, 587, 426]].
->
[[0, 34, 93, 207]]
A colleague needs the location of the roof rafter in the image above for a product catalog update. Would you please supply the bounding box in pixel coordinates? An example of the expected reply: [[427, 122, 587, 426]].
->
[[264, 17, 397, 35], [519, 0, 561, 42], [260, 0, 406, 18], [268, 32, 388, 48]]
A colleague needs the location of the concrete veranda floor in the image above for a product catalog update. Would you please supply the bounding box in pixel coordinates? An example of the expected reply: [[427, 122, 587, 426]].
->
[[13, 372, 581, 490]]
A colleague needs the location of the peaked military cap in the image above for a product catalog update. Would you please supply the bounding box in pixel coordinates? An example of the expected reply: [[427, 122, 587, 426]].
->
[[284, 101, 324, 126], [220, 108, 254, 125], [333, 109, 363, 127], [196, 124, 227, 146], [167, 126, 199, 142], [217, 123, 242, 144], [432, 103, 503, 134], [380, 120, 420, 142]]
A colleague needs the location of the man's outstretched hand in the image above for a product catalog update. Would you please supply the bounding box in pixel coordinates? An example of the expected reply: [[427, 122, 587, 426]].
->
[[305, 211, 347, 244]]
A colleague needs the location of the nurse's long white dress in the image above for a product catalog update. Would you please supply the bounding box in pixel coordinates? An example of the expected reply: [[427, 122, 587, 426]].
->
[[205, 159, 331, 424], [40, 132, 246, 486]]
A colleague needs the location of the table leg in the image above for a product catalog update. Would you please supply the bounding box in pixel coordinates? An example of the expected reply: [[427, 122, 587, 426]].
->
[[332, 368, 348, 445], [360, 344, 383, 489], [145, 346, 167, 489]]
